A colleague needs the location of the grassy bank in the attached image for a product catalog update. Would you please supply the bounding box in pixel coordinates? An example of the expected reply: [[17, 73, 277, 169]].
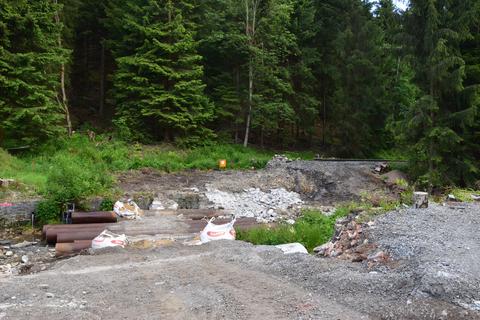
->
[[0, 135, 313, 202]]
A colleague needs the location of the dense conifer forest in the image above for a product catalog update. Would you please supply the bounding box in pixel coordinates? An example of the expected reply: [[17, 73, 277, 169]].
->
[[1, 0, 479, 188]]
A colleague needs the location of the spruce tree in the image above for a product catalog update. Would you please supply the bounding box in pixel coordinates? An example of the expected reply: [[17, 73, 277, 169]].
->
[[0, 0, 68, 147], [398, 0, 480, 188], [105, 0, 214, 144]]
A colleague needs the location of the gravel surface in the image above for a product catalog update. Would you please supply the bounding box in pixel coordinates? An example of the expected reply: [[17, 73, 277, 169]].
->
[[369, 203, 480, 312], [0, 203, 479, 319], [205, 187, 303, 221]]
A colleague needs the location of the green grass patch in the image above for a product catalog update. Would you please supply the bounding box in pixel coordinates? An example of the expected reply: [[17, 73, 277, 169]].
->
[[236, 207, 353, 253], [449, 188, 480, 202], [1, 136, 313, 205]]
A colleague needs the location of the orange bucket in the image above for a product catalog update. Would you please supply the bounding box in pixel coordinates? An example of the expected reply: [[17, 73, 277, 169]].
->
[[218, 159, 227, 170]]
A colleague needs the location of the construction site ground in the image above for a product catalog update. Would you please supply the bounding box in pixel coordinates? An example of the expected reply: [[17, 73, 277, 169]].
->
[[1, 161, 479, 319]]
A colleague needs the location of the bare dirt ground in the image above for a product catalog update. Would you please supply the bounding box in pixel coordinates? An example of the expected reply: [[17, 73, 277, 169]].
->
[[117, 159, 389, 211], [1, 160, 479, 319], [1, 203, 479, 319]]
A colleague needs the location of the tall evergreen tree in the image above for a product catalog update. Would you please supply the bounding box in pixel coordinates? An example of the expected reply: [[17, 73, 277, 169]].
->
[[398, 0, 480, 188], [105, 0, 214, 144], [313, 0, 393, 156], [0, 0, 68, 147]]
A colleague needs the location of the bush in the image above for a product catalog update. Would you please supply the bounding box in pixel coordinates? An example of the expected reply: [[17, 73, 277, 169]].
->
[[45, 152, 113, 204], [36, 199, 61, 225], [99, 198, 115, 211]]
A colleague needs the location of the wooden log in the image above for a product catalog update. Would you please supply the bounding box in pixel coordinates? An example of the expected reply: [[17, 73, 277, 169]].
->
[[413, 191, 429, 209]]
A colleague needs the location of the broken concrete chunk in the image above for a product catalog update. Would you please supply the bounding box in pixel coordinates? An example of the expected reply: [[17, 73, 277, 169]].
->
[[149, 198, 179, 211], [313, 242, 334, 256], [275, 243, 308, 254]]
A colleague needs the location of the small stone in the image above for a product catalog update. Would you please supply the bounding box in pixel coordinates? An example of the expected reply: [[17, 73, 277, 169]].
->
[[38, 284, 49, 290], [21, 255, 29, 264], [0, 240, 11, 245], [367, 251, 388, 262], [5, 251, 13, 257], [46, 293, 54, 298], [11, 296, 16, 300]]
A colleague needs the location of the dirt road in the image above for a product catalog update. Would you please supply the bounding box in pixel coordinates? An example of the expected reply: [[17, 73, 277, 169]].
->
[[0, 239, 478, 319], [1, 202, 479, 319]]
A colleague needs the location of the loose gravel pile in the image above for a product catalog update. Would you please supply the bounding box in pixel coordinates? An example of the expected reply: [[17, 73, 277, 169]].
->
[[368, 203, 480, 312], [205, 187, 303, 222]]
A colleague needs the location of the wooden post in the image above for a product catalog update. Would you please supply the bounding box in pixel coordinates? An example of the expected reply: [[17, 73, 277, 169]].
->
[[413, 192, 429, 209]]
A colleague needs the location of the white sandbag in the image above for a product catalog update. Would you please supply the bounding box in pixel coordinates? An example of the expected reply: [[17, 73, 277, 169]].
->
[[114, 200, 143, 219], [92, 230, 127, 250], [200, 217, 236, 243], [275, 243, 308, 254]]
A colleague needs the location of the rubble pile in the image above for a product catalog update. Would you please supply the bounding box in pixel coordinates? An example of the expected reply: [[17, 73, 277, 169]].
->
[[205, 187, 303, 222], [0, 240, 54, 276], [265, 154, 295, 169], [314, 214, 389, 266]]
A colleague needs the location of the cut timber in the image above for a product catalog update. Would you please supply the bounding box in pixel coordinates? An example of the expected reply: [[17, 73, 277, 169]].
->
[[413, 192, 429, 209]]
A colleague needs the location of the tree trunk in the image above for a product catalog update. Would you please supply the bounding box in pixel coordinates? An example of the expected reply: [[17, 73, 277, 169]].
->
[[243, 60, 253, 147], [99, 40, 105, 117], [54, 0, 72, 136], [413, 192, 429, 209], [243, 0, 258, 148], [260, 126, 264, 148], [322, 89, 326, 146]]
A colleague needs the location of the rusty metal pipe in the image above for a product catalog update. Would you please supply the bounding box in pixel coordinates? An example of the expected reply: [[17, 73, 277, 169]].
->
[[55, 240, 92, 257], [47, 227, 108, 244], [44, 223, 114, 241], [72, 211, 117, 224], [56, 230, 105, 243]]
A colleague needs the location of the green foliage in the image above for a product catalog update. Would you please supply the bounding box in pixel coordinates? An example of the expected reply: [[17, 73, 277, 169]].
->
[[0, 136, 292, 202], [45, 153, 113, 204], [0, 0, 68, 148], [105, 0, 215, 143], [449, 188, 480, 202], [99, 198, 115, 211], [237, 207, 353, 253], [1, 0, 479, 189], [393, 0, 480, 188], [36, 199, 61, 225]]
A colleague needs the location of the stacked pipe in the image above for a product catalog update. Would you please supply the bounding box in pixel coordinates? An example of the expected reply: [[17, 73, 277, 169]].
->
[[42, 211, 118, 257]]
